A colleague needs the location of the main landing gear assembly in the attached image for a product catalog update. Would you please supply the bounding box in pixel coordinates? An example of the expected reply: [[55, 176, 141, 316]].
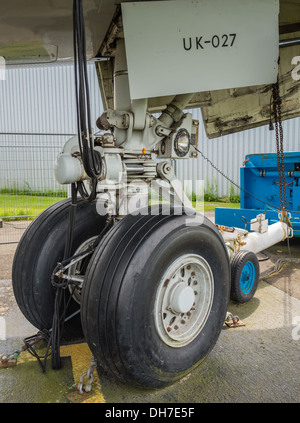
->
[[11, 1, 293, 388], [13, 201, 232, 387]]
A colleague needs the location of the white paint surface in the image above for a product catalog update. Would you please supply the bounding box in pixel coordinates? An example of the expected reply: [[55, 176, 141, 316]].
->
[[122, 0, 279, 99]]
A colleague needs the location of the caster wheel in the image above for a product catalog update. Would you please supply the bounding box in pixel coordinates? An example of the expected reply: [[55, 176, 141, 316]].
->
[[230, 250, 259, 304], [81, 208, 231, 388]]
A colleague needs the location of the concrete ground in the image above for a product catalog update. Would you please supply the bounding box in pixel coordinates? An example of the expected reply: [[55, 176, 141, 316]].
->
[[0, 212, 299, 403]]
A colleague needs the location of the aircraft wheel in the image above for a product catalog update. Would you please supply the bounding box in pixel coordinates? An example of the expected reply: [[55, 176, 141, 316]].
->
[[81, 209, 230, 387], [12, 198, 107, 338]]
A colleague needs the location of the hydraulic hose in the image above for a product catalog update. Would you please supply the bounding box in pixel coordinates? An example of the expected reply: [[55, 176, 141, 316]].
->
[[73, 0, 102, 200]]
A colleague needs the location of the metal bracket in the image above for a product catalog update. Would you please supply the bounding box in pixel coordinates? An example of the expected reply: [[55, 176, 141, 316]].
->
[[0, 357, 18, 368], [224, 312, 245, 328], [67, 390, 94, 403], [156, 161, 194, 211]]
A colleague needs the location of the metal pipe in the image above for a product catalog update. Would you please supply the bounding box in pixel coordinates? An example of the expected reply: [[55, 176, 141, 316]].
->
[[159, 93, 195, 127], [114, 39, 131, 145], [125, 164, 144, 174], [240, 222, 289, 254], [279, 38, 300, 48], [246, 166, 297, 178], [114, 39, 131, 111]]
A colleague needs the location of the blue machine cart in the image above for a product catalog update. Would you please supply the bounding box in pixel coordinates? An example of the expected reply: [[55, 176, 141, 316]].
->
[[215, 152, 300, 237]]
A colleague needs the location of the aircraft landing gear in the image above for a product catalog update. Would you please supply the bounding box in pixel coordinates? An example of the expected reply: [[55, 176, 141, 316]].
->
[[81, 208, 230, 387]]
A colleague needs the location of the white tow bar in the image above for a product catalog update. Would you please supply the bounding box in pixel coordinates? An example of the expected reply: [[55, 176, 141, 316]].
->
[[217, 213, 293, 259]]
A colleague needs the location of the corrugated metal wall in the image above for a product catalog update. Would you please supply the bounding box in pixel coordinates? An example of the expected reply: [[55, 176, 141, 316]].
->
[[0, 63, 299, 196], [0, 63, 103, 192], [177, 108, 300, 197]]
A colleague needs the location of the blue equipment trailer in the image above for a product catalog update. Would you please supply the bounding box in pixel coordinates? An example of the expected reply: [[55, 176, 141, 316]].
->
[[215, 152, 300, 237]]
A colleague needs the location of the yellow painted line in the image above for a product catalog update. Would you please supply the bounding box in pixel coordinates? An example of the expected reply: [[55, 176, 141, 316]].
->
[[60, 343, 105, 403], [17, 342, 105, 403], [17, 350, 38, 365]]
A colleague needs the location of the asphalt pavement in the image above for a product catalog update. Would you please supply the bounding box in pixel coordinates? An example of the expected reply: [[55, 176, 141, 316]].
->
[[0, 212, 299, 403]]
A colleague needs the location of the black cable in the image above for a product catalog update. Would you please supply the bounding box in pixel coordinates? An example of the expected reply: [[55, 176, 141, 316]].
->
[[92, 217, 115, 249], [46, 215, 115, 371], [64, 183, 78, 259], [241, 216, 252, 230], [22, 212, 114, 373], [77, 178, 98, 202], [23, 331, 51, 372], [38, 2, 103, 370], [41, 183, 79, 372], [20, 182, 90, 373], [49, 289, 63, 370], [257, 251, 270, 262], [73, 0, 102, 201]]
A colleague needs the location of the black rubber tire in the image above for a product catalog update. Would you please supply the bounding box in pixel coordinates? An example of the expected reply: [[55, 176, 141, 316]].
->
[[81, 208, 231, 388], [12, 198, 107, 338], [230, 250, 260, 304]]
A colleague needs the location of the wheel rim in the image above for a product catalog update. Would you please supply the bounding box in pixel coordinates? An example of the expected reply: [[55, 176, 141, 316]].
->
[[68, 236, 97, 304], [240, 260, 255, 294], [154, 254, 214, 348]]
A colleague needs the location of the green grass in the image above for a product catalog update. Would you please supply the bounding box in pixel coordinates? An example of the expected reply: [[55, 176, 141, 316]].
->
[[0, 192, 240, 221], [0, 187, 67, 197], [195, 201, 240, 212], [0, 193, 67, 220]]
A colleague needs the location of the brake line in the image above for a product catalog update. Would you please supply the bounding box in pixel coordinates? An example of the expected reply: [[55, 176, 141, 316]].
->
[[44, 0, 103, 369], [4, 184, 82, 373], [3, 213, 115, 373], [44, 183, 79, 371], [73, 0, 102, 201]]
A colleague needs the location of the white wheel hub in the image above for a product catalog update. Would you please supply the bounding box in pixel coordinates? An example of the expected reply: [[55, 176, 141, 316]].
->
[[154, 254, 214, 348], [170, 283, 195, 314]]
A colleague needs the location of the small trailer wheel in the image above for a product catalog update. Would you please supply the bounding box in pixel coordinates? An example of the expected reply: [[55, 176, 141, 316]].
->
[[230, 250, 260, 304]]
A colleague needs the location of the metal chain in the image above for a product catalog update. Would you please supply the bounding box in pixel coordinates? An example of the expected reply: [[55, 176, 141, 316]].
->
[[73, 356, 97, 394], [0, 330, 49, 368], [192, 145, 285, 212], [192, 134, 300, 216], [0, 350, 22, 365], [272, 79, 287, 210]]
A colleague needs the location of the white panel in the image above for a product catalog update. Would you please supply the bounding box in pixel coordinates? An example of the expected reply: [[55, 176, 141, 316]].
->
[[122, 0, 279, 100]]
